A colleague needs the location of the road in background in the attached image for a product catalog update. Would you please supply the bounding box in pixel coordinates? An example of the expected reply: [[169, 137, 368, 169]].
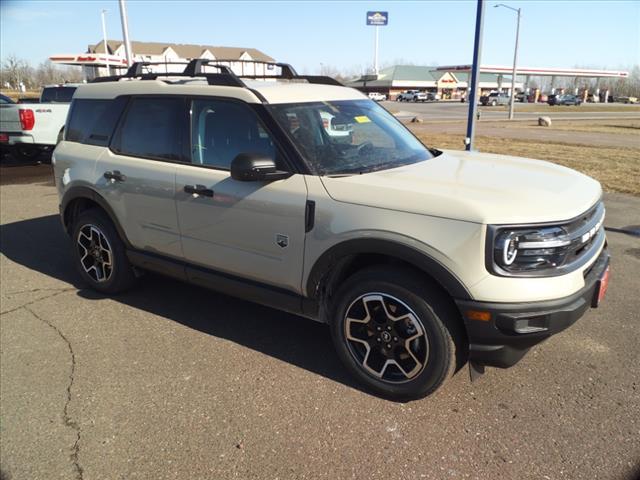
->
[[1, 167, 639, 480], [384, 101, 640, 121]]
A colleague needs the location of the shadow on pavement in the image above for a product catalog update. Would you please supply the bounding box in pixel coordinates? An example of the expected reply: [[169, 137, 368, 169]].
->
[[0, 214, 363, 394]]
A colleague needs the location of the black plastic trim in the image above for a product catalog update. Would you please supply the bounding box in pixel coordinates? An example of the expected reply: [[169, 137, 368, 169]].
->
[[305, 200, 315, 233], [59, 186, 132, 248], [306, 238, 472, 300], [457, 247, 610, 368], [126, 249, 319, 320]]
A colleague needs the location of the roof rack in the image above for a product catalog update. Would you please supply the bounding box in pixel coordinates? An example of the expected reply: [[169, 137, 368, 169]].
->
[[89, 59, 343, 89], [205, 59, 344, 86], [90, 60, 245, 87]]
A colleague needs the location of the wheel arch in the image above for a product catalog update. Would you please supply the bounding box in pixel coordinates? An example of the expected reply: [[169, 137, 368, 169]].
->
[[61, 186, 131, 247], [305, 238, 472, 303]]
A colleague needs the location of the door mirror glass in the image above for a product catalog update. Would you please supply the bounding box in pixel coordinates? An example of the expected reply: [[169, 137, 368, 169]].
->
[[230, 153, 291, 182]]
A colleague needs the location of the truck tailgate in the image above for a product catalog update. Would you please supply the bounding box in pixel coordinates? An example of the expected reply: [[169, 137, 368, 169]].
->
[[0, 104, 22, 132]]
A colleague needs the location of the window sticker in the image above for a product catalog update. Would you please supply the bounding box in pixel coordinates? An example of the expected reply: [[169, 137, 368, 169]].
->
[[354, 115, 371, 124]]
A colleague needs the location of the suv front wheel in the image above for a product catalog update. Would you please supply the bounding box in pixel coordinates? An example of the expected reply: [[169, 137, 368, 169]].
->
[[71, 208, 136, 294], [330, 267, 458, 401]]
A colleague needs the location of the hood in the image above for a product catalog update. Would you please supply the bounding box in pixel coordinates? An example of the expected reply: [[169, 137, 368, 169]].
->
[[320, 150, 602, 224]]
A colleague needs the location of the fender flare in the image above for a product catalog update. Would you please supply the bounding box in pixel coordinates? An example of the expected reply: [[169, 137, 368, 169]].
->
[[60, 186, 131, 247], [305, 238, 472, 301]]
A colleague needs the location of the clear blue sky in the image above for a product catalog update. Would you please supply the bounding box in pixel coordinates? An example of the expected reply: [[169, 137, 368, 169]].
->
[[1, 0, 639, 74]]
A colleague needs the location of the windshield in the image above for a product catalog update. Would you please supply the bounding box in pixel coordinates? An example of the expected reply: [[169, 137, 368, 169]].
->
[[270, 99, 433, 175]]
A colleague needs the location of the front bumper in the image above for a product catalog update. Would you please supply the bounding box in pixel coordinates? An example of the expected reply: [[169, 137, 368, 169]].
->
[[455, 247, 610, 368]]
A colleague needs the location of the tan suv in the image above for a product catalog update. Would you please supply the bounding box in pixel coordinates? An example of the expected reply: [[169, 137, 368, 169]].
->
[[53, 60, 610, 400]]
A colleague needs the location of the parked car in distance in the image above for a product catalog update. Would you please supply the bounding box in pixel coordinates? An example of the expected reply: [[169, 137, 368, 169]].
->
[[368, 92, 387, 101], [0, 83, 79, 161], [480, 91, 510, 106], [615, 96, 638, 104], [54, 60, 610, 401], [396, 90, 427, 102], [426, 91, 439, 101], [548, 94, 582, 106]]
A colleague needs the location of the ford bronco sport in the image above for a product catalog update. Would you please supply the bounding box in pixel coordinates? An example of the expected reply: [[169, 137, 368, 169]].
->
[[53, 60, 610, 400]]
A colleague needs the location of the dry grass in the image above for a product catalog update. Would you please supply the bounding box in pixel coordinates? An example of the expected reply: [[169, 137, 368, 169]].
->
[[0, 90, 41, 101], [489, 103, 640, 113], [408, 128, 640, 196], [509, 120, 640, 135]]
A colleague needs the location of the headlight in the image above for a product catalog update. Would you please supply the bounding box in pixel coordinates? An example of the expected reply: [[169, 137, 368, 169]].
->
[[487, 202, 606, 277], [494, 226, 571, 273]]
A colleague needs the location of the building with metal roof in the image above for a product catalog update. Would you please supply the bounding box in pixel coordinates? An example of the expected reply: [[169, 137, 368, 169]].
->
[[347, 65, 522, 100]]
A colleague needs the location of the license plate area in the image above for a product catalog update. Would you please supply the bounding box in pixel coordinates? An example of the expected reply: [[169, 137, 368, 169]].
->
[[591, 265, 610, 308]]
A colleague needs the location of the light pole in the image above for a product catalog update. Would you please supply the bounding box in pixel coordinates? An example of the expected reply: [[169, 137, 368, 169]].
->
[[495, 3, 521, 120], [465, 0, 485, 152], [118, 0, 133, 66], [100, 9, 109, 76]]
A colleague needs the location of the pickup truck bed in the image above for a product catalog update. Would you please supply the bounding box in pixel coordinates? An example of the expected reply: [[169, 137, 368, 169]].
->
[[0, 85, 77, 161]]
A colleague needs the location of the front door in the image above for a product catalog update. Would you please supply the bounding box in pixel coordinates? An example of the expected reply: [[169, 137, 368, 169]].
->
[[175, 98, 308, 293]]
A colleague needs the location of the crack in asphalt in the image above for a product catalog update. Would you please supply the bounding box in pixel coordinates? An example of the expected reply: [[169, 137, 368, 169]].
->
[[6, 292, 84, 480], [0, 288, 74, 316]]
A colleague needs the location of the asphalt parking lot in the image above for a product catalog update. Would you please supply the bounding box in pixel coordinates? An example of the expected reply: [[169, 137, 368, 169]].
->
[[1, 162, 639, 480]]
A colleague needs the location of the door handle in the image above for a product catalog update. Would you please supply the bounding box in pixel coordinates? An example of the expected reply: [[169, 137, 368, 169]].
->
[[184, 184, 214, 198], [104, 170, 126, 182]]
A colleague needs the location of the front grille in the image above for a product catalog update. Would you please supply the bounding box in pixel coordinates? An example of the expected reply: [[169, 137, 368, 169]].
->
[[560, 202, 605, 269]]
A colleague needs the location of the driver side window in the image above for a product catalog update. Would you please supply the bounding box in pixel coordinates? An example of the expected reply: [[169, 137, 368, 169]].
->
[[190, 99, 279, 170]]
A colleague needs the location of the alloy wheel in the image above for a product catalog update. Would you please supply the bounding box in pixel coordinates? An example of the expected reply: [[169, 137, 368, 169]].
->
[[77, 224, 113, 283], [344, 293, 429, 383]]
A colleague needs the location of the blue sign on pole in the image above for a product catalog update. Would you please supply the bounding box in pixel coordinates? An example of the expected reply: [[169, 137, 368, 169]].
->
[[366, 11, 388, 26]]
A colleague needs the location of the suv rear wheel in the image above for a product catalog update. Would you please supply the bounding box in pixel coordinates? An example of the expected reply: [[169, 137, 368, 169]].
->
[[71, 208, 136, 294], [330, 266, 458, 400]]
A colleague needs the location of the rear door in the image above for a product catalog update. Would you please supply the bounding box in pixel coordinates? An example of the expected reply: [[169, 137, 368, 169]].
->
[[174, 98, 308, 293], [96, 96, 187, 259]]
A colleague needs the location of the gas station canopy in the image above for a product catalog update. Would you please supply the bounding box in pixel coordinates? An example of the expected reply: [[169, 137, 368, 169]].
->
[[49, 54, 128, 68], [435, 65, 629, 78]]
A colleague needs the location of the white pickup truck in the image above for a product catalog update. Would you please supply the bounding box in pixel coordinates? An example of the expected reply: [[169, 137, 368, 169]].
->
[[0, 84, 79, 161]]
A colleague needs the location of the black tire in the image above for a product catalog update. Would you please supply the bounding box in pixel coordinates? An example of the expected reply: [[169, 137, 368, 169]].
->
[[330, 266, 460, 401], [13, 145, 41, 162], [71, 208, 136, 294]]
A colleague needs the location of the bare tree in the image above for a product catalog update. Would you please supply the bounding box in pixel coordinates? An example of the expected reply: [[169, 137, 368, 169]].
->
[[1, 54, 33, 90]]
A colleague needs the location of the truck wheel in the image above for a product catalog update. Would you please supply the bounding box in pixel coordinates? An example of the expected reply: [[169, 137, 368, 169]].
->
[[13, 145, 41, 162], [330, 266, 458, 401], [71, 208, 136, 294], [491, 100, 497, 106]]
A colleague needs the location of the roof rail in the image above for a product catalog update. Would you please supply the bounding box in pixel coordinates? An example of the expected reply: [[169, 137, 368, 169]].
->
[[188, 59, 344, 86], [90, 60, 245, 87], [89, 59, 343, 88]]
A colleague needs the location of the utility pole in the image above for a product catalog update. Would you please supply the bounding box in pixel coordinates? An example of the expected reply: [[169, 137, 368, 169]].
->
[[118, 0, 133, 66], [374, 25, 379, 75], [101, 9, 110, 76], [465, 0, 485, 151], [495, 3, 521, 120]]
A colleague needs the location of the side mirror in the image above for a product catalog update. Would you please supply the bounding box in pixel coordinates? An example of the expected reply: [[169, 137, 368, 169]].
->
[[230, 153, 291, 182]]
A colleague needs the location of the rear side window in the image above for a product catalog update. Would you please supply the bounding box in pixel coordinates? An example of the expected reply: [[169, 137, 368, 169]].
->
[[112, 97, 184, 161], [66, 100, 110, 143], [41, 87, 76, 103]]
